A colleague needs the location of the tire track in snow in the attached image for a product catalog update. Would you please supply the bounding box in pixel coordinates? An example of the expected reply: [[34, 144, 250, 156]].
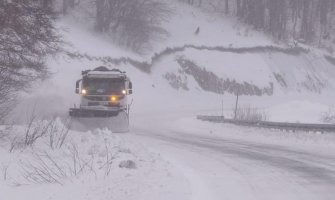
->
[[129, 127, 335, 200]]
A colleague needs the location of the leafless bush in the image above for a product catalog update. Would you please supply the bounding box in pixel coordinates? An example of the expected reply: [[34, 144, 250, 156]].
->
[[0, 125, 11, 141], [234, 105, 268, 122], [24, 117, 52, 147], [98, 141, 117, 176], [1, 163, 9, 181], [20, 153, 67, 185], [176, 57, 273, 96], [20, 148, 93, 185], [9, 116, 71, 152], [163, 72, 189, 90], [48, 118, 71, 149], [0, 99, 15, 124], [67, 143, 92, 176], [9, 136, 23, 153], [0, 131, 5, 141], [320, 108, 335, 124], [16, 137, 128, 185]]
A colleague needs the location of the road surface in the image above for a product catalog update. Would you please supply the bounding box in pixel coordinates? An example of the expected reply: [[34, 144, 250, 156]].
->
[[124, 111, 335, 200]]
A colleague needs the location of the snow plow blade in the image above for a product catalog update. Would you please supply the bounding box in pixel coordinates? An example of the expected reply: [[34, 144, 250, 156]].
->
[[69, 109, 129, 133], [69, 108, 119, 118]]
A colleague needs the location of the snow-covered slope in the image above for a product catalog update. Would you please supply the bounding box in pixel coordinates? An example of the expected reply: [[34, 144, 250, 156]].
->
[[61, 0, 272, 57], [154, 47, 335, 95], [154, 0, 273, 51], [58, 0, 335, 96]]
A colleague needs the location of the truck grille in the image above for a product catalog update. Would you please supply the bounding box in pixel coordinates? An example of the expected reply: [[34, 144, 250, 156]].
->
[[84, 95, 125, 101], [88, 102, 120, 107]]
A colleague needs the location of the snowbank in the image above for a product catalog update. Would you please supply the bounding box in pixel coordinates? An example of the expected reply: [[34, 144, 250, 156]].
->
[[0, 119, 189, 200]]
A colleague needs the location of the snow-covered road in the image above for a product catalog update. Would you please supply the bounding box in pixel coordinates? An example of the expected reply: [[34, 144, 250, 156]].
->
[[125, 111, 335, 200]]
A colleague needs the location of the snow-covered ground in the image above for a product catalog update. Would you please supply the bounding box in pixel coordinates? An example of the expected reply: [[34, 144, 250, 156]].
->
[[0, 120, 189, 200], [2, 1, 335, 199]]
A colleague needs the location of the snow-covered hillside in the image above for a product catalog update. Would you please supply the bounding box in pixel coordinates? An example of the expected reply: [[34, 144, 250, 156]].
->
[[57, 0, 335, 97]]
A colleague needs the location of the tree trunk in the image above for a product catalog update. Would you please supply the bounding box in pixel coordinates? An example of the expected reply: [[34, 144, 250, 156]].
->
[[225, 0, 229, 14], [69, 0, 75, 8], [95, 0, 105, 32], [63, 0, 68, 15], [198, 0, 202, 7], [236, 0, 241, 17], [42, 0, 52, 9], [300, 0, 312, 42]]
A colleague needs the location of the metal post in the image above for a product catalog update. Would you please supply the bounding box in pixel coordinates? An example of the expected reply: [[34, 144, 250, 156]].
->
[[222, 99, 224, 118], [234, 92, 239, 120]]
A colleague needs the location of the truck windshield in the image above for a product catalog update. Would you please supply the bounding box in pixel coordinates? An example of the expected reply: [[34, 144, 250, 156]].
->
[[84, 78, 125, 95]]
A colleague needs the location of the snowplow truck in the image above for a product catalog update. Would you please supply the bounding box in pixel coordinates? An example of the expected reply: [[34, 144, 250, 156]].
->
[[69, 66, 132, 131]]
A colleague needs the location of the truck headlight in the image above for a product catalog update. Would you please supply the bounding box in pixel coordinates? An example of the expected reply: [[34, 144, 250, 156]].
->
[[81, 89, 87, 95], [111, 96, 117, 102], [122, 90, 126, 95]]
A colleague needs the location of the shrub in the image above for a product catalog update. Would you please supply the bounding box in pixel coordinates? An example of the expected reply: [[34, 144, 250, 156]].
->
[[234, 105, 268, 122], [320, 107, 335, 124]]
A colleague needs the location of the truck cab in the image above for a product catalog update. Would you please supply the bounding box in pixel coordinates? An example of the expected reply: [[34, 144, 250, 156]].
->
[[70, 66, 132, 117]]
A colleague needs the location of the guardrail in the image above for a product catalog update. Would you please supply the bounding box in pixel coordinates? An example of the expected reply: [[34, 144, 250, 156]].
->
[[197, 115, 335, 133]]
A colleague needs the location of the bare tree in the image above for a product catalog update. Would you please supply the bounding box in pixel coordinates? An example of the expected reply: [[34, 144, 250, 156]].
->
[[94, 0, 171, 53], [225, 0, 229, 14], [187, 0, 335, 49], [0, 0, 61, 122]]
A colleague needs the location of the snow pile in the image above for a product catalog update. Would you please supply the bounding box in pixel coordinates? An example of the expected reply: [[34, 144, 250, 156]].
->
[[0, 119, 188, 200]]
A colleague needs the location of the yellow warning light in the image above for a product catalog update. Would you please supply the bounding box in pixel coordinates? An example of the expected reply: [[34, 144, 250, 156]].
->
[[81, 89, 87, 95], [111, 96, 117, 102]]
